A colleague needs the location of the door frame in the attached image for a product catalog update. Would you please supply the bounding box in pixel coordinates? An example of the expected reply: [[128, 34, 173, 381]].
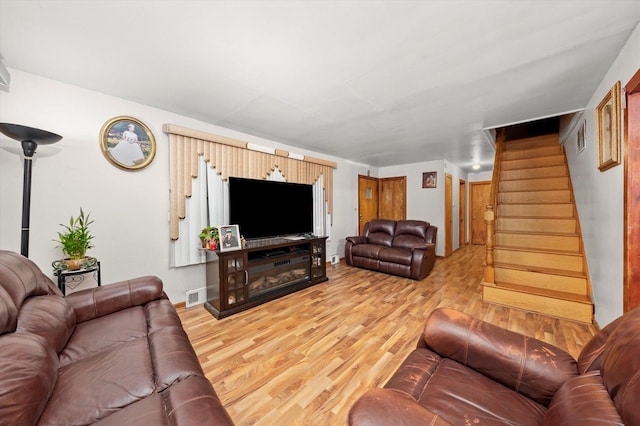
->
[[459, 179, 466, 246], [624, 68, 640, 312]]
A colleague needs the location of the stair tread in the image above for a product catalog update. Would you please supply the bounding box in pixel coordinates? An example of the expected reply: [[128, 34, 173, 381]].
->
[[497, 216, 576, 221], [495, 230, 579, 237], [490, 281, 592, 303], [495, 243, 580, 254], [494, 262, 587, 278]]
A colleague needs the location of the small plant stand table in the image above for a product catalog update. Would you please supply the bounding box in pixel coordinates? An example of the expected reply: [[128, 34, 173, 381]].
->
[[52, 257, 101, 296]]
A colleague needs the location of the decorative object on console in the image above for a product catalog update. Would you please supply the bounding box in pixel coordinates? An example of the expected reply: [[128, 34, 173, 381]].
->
[[54, 207, 94, 270], [198, 225, 219, 249], [596, 80, 621, 171], [422, 171, 437, 188], [219, 225, 241, 252], [100, 116, 156, 171], [0, 122, 62, 257]]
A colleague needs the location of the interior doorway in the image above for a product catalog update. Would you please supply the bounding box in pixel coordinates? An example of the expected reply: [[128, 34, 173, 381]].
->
[[357, 175, 407, 235], [444, 174, 453, 257], [358, 175, 379, 235], [469, 181, 491, 245], [459, 179, 466, 246]]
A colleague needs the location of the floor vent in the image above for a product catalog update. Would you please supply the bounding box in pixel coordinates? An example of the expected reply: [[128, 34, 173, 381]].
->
[[330, 255, 340, 265], [185, 287, 206, 308]]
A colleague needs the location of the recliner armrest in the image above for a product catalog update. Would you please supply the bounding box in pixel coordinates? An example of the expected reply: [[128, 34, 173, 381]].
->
[[65, 276, 165, 323], [346, 236, 367, 245], [423, 308, 579, 406]]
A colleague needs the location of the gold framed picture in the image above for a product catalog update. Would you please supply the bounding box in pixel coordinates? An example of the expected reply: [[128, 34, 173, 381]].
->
[[596, 81, 621, 171], [100, 116, 156, 171]]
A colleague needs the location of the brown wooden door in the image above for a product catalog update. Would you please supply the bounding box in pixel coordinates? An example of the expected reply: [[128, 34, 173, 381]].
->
[[379, 176, 406, 220], [445, 174, 453, 257], [358, 175, 379, 235], [459, 179, 466, 246], [625, 69, 640, 312], [470, 181, 491, 245]]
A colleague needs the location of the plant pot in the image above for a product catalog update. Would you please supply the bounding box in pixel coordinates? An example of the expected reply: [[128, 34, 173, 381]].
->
[[65, 258, 84, 271], [201, 238, 208, 248]]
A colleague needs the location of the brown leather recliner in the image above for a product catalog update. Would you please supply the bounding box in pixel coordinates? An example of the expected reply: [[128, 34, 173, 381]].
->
[[345, 219, 437, 280], [349, 307, 640, 425], [0, 250, 234, 425]]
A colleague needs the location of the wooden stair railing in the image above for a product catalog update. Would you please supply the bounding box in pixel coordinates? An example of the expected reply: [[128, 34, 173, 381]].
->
[[483, 131, 505, 285]]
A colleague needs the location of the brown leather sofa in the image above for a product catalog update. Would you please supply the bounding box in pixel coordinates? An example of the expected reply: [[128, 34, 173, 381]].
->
[[349, 306, 640, 425], [0, 250, 234, 425], [345, 219, 437, 280]]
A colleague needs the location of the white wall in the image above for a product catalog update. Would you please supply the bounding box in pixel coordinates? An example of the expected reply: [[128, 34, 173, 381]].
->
[[565, 23, 640, 326], [0, 70, 369, 302], [378, 159, 468, 256]]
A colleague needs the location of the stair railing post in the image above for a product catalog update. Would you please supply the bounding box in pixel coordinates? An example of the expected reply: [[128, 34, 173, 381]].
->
[[484, 204, 495, 284]]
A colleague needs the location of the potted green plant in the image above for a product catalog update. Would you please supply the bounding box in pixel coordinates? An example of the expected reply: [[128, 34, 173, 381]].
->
[[198, 226, 219, 249], [55, 208, 94, 270]]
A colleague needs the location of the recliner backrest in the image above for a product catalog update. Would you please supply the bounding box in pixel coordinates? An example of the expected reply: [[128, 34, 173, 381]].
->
[[364, 219, 396, 247], [392, 220, 429, 249]]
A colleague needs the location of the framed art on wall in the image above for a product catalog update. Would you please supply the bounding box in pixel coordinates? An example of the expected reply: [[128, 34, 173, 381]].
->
[[596, 81, 621, 171], [100, 116, 156, 171], [577, 120, 586, 154], [422, 171, 437, 188]]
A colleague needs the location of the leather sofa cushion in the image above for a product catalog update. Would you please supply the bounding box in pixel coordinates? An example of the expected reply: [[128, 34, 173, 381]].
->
[[424, 308, 577, 406], [351, 244, 384, 259], [40, 336, 156, 425], [0, 250, 54, 334], [379, 248, 412, 265], [60, 305, 148, 367], [366, 220, 395, 247], [600, 306, 640, 425], [385, 349, 546, 425], [393, 220, 430, 250], [17, 294, 75, 354], [0, 333, 58, 425], [93, 375, 234, 426], [544, 371, 623, 425]]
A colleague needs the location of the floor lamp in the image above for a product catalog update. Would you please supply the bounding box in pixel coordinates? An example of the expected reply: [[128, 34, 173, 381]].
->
[[0, 123, 62, 257]]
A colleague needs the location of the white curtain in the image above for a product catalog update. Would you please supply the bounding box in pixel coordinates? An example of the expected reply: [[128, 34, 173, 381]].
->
[[171, 158, 227, 267], [171, 164, 326, 267]]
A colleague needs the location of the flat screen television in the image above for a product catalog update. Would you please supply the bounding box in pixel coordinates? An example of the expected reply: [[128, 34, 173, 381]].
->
[[228, 177, 314, 240]]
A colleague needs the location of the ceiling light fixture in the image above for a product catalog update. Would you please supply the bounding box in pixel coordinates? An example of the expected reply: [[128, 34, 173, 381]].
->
[[472, 163, 481, 170]]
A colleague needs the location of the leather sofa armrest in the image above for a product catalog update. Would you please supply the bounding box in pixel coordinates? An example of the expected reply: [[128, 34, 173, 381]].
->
[[346, 236, 367, 245], [66, 276, 165, 323], [349, 388, 452, 426], [423, 308, 579, 406]]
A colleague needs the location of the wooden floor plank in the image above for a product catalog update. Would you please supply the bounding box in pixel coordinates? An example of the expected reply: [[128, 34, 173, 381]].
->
[[177, 244, 597, 425]]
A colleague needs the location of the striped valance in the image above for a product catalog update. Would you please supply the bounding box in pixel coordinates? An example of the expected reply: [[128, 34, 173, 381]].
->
[[163, 124, 336, 241]]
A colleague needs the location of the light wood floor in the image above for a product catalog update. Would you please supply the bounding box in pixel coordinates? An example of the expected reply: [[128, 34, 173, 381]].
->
[[177, 244, 597, 425]]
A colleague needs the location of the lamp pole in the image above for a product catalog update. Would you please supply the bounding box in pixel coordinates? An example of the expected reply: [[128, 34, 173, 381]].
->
[[0, 123, 62, 257]]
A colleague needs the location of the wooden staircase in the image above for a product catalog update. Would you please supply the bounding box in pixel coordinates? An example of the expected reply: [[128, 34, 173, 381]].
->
[[482, 134, 594, 323]]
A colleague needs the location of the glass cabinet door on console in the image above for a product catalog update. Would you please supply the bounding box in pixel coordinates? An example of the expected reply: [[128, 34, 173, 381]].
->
[[310, 240, 326, 280], [221, 253, 248, 308]]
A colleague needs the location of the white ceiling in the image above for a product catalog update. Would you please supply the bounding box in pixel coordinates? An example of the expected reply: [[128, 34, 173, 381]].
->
[[1, 1, 639, 170]]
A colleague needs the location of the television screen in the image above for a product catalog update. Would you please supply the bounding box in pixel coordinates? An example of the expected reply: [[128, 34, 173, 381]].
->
[[229, 177, 314, 240]]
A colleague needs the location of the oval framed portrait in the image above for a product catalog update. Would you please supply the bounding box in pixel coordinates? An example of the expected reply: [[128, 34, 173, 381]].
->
[[100, 116, 156, 171]]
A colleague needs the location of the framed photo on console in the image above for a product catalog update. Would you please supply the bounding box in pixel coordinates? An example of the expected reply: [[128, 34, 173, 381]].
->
[[219, 225, 241, 252]]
